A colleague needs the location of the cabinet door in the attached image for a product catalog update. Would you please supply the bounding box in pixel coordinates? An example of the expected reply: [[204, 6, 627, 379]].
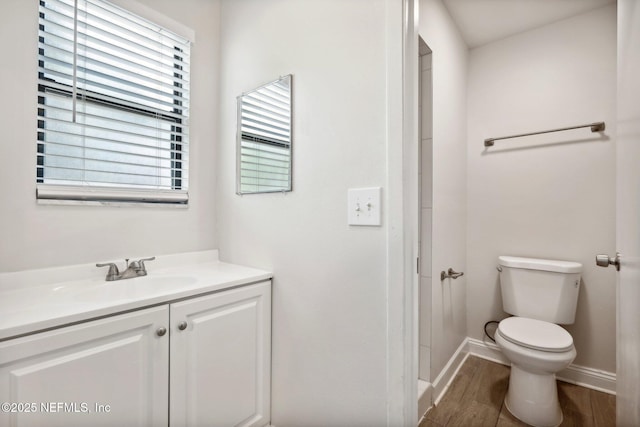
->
[[0, 306, 169, 427], [170, 281, 271, 427]]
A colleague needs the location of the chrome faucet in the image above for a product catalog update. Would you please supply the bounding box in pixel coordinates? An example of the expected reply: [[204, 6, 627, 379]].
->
[[96, 257, 156, 281]]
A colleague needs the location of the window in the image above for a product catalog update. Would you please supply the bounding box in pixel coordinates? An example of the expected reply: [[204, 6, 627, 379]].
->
[[37, 0, 191, 204]]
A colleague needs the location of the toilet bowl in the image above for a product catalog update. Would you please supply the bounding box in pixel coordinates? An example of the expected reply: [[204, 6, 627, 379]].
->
[[495, 317, 576, 427], [495, 256, 582, 427]]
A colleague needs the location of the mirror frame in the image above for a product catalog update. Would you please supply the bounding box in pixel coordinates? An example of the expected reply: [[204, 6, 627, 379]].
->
[[236, 74, 293, 195]]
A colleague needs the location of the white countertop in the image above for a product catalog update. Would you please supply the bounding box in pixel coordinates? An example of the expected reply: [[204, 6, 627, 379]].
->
[[0, 250, 272, 341]]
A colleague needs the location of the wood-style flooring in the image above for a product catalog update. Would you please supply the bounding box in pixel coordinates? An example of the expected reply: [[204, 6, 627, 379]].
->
[[420, 356, 615, 427]]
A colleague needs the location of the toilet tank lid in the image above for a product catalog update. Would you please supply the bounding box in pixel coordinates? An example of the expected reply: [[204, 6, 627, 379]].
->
[[498, 256, 582, 273]]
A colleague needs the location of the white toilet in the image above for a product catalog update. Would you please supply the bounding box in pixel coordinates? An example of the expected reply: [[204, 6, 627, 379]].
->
[[495, 256, 582, 427]]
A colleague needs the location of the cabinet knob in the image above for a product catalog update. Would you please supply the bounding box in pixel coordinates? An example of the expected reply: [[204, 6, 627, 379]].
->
[[178, 321, 188, 331], [156, 327, 167, 337]]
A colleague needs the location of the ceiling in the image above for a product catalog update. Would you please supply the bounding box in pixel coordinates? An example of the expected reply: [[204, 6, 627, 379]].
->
[[442, 0, 615, 48]]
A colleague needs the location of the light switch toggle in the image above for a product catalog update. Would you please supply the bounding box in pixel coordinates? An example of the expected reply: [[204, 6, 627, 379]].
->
[[348, 187, 382, 226]]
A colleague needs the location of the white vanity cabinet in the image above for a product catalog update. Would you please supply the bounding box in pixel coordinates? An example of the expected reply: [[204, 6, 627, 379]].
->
[[0, 305, 169, 427], [0, 280, 271, 427], [170, 281, 271, 427]]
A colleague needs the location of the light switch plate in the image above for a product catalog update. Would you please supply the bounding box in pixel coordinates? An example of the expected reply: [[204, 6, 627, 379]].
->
[[348, 187, 382, 226]]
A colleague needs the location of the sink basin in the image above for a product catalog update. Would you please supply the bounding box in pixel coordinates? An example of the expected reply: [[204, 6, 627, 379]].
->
[[135, 275, 198, 288], [48, 275, 199, 303]]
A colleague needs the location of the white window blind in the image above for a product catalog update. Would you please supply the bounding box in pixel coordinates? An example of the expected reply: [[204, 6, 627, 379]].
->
[[37, 0, 191, 204], [238, 75, 292, 194]]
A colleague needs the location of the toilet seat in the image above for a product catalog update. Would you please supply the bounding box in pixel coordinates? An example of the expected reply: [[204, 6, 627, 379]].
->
[[498, 317, 573, 353]]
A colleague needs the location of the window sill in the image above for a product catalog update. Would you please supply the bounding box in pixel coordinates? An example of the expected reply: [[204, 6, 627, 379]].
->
[[36, 184, 188, 208], [36, 199, 189, 209]]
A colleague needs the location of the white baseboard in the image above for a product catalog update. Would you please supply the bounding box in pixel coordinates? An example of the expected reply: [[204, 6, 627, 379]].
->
[[465, 337, 616, 395], [556, 364, 617, 395], [465, 336, 509, 365], [418, 379, 433, 420], [431, 339, 470, 404]]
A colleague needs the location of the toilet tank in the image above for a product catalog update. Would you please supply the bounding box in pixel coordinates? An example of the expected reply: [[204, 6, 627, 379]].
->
[[498, 256, 582, 324]]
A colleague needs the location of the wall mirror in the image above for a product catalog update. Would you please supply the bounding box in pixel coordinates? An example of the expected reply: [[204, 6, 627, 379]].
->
[[237, 75, 292, 194]]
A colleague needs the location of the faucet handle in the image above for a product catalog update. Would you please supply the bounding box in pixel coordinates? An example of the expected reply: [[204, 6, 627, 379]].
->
[[96, 262, 120, 281], [133, 256, 156, 275], [128, 260, 142, 270]]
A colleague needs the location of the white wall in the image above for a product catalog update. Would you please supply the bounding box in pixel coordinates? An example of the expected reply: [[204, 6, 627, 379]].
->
[[216, 0, 390, 425], [0, 0, 220, 272], [466, 5, 617, 372], [418, 0, 469, 383], [418, 52, 433, 382]]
